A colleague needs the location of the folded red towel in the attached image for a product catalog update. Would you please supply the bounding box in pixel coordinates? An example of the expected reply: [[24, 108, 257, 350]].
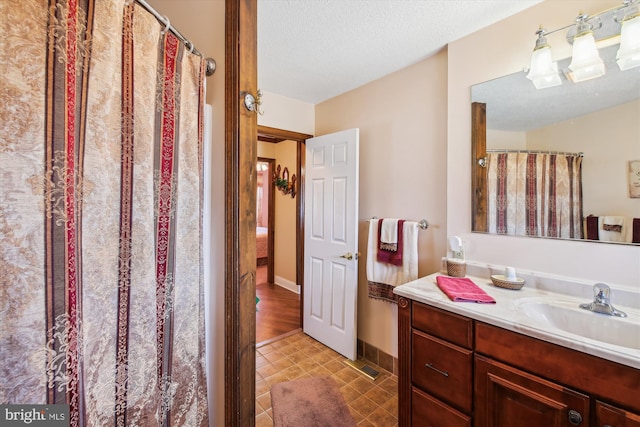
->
[[436, 276, 496, 304]]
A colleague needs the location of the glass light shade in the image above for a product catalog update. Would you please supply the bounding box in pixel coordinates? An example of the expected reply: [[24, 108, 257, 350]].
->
[[526, 46, 562, 89], [617, 15, 640, 70], [569, 32, 605, 82]]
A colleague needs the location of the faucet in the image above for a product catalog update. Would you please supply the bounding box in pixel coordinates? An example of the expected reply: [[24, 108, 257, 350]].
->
[[579, 283, 627, 317]]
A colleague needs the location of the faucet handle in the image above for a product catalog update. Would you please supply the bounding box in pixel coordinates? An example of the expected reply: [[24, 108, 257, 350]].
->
[[593, 283, 610, 303]]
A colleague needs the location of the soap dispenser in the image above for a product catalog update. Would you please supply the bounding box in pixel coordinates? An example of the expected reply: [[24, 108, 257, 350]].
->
[[449, 236, 464, 260]]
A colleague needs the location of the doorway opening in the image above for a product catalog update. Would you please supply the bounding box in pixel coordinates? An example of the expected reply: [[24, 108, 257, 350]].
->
[[256, 126, 312, 345]]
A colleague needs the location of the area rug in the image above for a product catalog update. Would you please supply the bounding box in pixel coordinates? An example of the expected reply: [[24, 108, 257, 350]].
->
[[270, 376, 356, 427]]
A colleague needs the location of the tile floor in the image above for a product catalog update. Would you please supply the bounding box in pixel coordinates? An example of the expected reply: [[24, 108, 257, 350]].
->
[[255, 331, 399, 427]]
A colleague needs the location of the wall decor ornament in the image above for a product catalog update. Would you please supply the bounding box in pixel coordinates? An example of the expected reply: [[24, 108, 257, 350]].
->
[[273, 164, 296, 198]]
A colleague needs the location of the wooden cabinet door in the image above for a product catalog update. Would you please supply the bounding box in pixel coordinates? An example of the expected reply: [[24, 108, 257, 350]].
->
[[475, 355, 589, 427], [596, 401, 640, 427]]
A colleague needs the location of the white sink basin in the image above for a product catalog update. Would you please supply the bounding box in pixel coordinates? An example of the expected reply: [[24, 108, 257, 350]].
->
[[516, 298, 640, 350]]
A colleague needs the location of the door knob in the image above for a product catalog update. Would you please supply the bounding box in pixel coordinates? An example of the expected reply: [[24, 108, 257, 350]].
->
[[340, 252, 354, 260]]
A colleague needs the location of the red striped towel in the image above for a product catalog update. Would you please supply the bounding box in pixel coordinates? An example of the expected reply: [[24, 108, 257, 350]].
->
[[436, 276, 496, 304]]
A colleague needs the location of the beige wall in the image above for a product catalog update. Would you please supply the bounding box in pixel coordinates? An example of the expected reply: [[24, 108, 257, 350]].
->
[[527, 100, 640, 219], [448, 0, 640, 287], [315, 50, 449, 357], [259, 91, 315, 135], [257, 140, 298, 286], [147, 1, 225, 426], [273, 141, 298, 285]]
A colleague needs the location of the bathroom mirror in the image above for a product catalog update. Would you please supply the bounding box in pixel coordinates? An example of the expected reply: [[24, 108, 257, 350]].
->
[[471, 44, 640, 245]]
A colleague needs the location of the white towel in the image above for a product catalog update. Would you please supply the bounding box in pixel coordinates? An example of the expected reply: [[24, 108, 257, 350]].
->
[[379, 218, 399, 251], [367, 219, 418, 302], [599, 216, 632, 243]]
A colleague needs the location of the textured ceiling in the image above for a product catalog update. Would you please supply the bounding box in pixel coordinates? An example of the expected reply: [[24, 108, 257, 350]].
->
[[257, 0, 542, 104]]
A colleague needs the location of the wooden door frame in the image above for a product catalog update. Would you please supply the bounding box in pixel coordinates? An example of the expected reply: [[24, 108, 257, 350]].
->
[[225, 0, 257, 425], [258, 125, 313, 328], [225, 0, 313, 419]]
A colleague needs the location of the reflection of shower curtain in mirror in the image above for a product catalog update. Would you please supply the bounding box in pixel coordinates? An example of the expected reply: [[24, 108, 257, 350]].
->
[[487, 152, 583, 239], [0, 1, 208, 425]]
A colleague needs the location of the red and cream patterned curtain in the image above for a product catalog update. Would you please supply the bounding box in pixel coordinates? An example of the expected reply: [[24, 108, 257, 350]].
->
[[487, 152, 583, 239], [0, 0, 208, 425]]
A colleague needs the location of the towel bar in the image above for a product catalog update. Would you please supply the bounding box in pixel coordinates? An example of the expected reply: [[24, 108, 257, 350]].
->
[[370, 217, 429, 231]]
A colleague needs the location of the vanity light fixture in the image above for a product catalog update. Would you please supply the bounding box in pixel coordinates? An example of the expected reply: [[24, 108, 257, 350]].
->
[[526, 0, 640, 89], [526, 28, 562, 89], [568, 14, 606, 82], [616, 4, 640, 70]]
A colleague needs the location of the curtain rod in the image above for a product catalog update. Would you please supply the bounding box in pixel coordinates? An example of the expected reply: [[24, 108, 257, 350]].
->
[[133, 0, 216, 76], [486, 149, 584, 157]]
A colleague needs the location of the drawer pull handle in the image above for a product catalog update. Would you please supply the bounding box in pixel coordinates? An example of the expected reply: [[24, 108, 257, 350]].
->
[[425, 363, 449, 377]]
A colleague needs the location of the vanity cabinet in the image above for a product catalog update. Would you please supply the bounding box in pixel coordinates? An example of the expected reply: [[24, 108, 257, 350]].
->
[[397, 297, 640, 427], [398, 298, 474, 426]]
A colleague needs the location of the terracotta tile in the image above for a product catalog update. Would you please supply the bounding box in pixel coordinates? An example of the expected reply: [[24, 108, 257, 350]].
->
[[256, 379, 270, 396], [256, 391, 272, 412], [377, 351, 394, 374], [324, 359, 346, 373], [335, 366, 361, 383], [264, 371, 290, 386], [364, 343, 378, 364], [349, 406, 366, 424], [350, 376, 377, 394], [271, 357, 294, 371], [263, 350, 285, 363], [279, 364, 305, 380], [296, 358, 320, 372], [339, 383, 362, 403], [381, 396, 398, 418], [357, 419, 375, 427], [349, 394, 379, 418], [364, 386, 392, 406], [255, 411, 273, 427], [377, 377, 398, 396], [257, 363, 279, 378], [367, 406, 397, 427], [256, 354, 269, 368], [307, 365, 334, 378], [287, 351, 308, 363]]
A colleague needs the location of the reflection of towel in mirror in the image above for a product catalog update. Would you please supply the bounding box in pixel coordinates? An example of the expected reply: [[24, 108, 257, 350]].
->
[[377, 219, 405, 265], [367, 219, 418, 303], [599, 216, 632, 243]]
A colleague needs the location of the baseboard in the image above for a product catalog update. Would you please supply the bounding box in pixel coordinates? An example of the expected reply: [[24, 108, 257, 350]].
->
[[274, 275, 300, 294], [357, 339, 399, 376]]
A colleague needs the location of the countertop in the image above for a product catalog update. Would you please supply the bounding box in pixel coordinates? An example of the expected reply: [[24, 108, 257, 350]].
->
[[393, 271, 640, 369]]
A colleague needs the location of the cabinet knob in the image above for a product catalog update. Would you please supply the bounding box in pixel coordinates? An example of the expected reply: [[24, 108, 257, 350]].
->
[[568, 409, 583, 425]]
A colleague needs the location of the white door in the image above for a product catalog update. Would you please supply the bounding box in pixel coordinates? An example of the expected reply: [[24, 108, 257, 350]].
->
[[303, 129, 359, 360]]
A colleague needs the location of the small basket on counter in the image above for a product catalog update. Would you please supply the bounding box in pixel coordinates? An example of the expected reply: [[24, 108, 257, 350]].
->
[[446, 259, 466, 278], [491, 275, 525, 290]]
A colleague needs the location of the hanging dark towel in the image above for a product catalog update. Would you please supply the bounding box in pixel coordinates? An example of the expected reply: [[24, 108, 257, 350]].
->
[[377, 219, 405, 266]]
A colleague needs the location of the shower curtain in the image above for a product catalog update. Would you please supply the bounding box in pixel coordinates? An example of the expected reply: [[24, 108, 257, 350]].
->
[[487, 152, 583, 239], [0, 0, 209, 425]]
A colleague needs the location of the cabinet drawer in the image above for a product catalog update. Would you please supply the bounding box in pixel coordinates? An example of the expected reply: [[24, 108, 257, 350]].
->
[[412, 330, 473, 413], [411, 386, 471, 427], [413, 302, 473, 348], [596, 401, 640, 427]]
